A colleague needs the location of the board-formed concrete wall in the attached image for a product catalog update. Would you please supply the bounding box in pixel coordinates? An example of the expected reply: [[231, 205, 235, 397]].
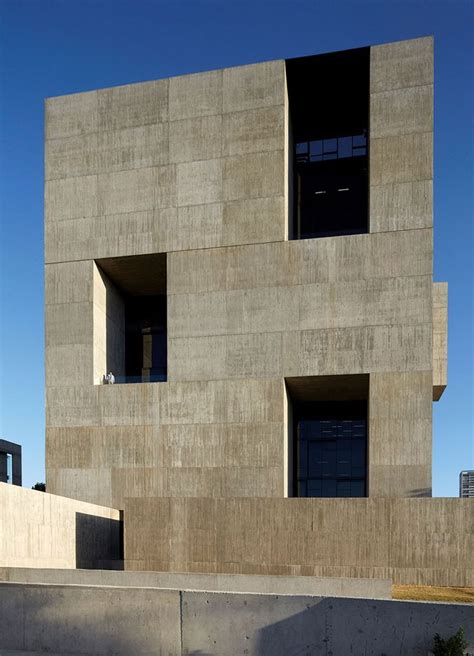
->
[[125, 496, 474, 587], [0, 483, 121, 569], [0, 582, 472, 656], [45, 37, 445, 509]]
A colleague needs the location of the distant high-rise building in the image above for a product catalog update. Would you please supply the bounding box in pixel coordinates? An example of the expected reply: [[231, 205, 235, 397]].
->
[[459, 470, 474, 498]]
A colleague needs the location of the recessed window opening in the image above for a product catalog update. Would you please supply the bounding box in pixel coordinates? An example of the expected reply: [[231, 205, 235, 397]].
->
[[95, 253, 167, 385], [285, 375, 369, 498], [286, 48, 370, 240]]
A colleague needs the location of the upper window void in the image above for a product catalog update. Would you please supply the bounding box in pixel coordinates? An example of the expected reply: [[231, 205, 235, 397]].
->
[[286, 47, 370, 239], [95, 253, 167, 385]]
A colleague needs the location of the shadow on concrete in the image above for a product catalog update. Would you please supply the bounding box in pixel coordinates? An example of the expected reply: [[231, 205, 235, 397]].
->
[[75, 512, 123, 570], [254, 597, 474, 656], [408, 488, 432, 497], [4, 583, 157, 655]]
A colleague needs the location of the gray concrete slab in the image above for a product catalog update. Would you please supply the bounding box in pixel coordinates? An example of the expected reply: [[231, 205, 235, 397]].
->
[[0, 567, 392, 599]]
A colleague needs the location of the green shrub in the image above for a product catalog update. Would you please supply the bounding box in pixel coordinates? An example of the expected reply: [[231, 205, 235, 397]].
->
[[432, 627, 468, 656]]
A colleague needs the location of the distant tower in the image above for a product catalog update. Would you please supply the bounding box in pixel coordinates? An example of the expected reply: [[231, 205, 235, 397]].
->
[[459, 470, 474, 498]]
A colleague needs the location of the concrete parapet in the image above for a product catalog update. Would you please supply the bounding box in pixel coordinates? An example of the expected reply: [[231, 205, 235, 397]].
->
[[0, 567, 391, 599]]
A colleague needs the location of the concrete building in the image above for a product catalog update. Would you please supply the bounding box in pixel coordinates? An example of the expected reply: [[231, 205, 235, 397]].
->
[[42, 36, 473, 587], [460, 470, 474, 498], [0, 440, 22, 485]]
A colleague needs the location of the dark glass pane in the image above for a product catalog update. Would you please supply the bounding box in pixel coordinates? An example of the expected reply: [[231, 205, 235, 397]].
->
[[353, 147, 366, 157], [296, 142, 308, 154], [352, 441, 366, 467], [310, 140, 322, 155], [350, 480, 365, 497], [308, 442, 322, 478], [338, 136, 352, 158], [353, 133, 366, 147], [323, 138, 337, 153], [298, 480, 307, 496], [337, 480, 351, 496], [307, 479, 322, 496], [322, 479, 337, 497]]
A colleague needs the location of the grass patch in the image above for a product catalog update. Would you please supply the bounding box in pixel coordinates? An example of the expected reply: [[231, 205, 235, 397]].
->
[[393, 585, 474, 604]]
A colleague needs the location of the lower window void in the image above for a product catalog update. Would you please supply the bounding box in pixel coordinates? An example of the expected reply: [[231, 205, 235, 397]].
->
[[286, 375, 369, 498], [295, 401, 367, 497]]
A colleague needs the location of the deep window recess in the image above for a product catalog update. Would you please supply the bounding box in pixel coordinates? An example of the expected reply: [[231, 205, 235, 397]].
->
[[286, 47, 370, 239], [125, 295, 167, 383], [95, 253, 167, 384], [285, 375, 368, 498], [295, 405, 367, 498]]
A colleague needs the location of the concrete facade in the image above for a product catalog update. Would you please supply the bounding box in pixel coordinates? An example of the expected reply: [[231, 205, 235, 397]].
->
[[124, 497, 474, 587], [42, 37, 464, 586], [0, 483, 121, 569]]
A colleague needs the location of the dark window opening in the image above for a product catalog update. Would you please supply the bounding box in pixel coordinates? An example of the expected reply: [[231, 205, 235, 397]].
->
[[285, 375, 368, 498], [286, 47, 370, 239], [295, 403, 367, 498], [95, 253, 167, 384], [125, 295, 167, 383]]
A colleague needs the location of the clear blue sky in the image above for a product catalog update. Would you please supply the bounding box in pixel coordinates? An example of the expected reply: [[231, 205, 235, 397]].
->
[[0, 0, 472, 494]]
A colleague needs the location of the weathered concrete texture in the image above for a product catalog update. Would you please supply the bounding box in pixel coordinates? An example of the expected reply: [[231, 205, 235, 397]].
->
[[369, 370, 432, 497], [45, 61, 286, 265], [0, 582, 180, 655], [370, 36, 433, 93], [166, 232, 433, 382], [46, 378, 285, 507], [125, 497, 474, 587], [181, 591, 473, 656], [370, 37, 433, 233], [433, 281, 448, 400], [1, 581, 471, 656], [0, 568, 392, 599], [0, 483, 121, 569]]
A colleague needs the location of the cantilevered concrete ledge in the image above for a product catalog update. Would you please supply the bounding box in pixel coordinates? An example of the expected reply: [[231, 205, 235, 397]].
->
[[0, 567, 391, 599]]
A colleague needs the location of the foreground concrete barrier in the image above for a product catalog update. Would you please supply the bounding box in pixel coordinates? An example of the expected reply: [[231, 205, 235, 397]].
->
[[0, 581, 472, 655], [0, 582, 180, 655], [0, 483, 122, 569], [0, 567, 391, 599]]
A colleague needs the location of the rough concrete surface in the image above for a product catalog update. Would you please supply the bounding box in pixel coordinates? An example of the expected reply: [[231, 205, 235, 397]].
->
[[0, 567, 392, 599], [0, 483, 121, 569], [0, 582, 472, 656]]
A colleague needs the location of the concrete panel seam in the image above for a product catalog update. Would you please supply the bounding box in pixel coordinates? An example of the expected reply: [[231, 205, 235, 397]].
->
[[168, 321, 433, 341], [45, 147, 285, 183], [168, 272, 434, 297], [179, 589, 184, 655], [370, 82, 434, 94]]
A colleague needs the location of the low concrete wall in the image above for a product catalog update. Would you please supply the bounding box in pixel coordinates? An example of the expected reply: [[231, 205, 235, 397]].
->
[[0, 567, 391, 599], [0, 483, 122, 569], [0, 582, 179, 655], [125, 496, 474, 586], [0, 582, 473, 655]]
